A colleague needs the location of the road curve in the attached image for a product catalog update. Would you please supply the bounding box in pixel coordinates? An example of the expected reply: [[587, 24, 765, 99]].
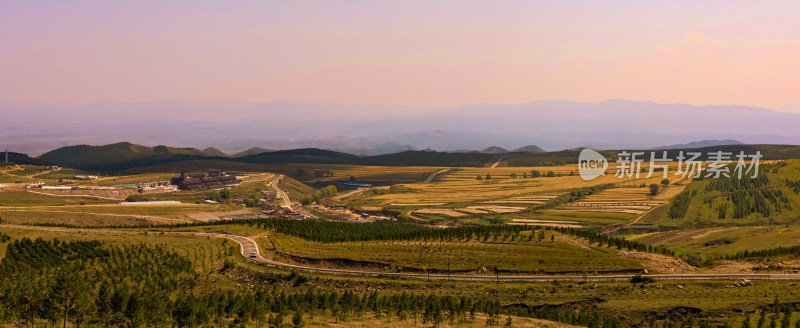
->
[[4, 223, 800, 282], [218, 233, 800, 282], [270, 175, 293, 209]]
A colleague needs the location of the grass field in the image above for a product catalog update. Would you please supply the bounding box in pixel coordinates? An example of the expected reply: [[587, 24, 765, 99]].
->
[[633, 225, 800, 259], [0, 190, 117, 206], [0, 203, 257, 225]]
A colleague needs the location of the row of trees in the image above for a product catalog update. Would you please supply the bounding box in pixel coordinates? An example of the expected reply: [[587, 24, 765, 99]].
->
[[299, 185, 338, 205], [476, 170, 562, 180], [249, 219, 674, 256], [0, 235, 628, 328], [722, 244, 800, 260]]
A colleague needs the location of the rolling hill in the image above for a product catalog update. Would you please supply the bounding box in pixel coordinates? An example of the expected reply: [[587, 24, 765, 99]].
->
[[39, 142, 227, 172], [34, 142, 800, 173], [511, 145, 546, 153], [654, 139, 744, 150], [236, 148, 360, 164], [481, 146, 509, 154], [1, 151, 51, 166], [232, 147, 272, 157]]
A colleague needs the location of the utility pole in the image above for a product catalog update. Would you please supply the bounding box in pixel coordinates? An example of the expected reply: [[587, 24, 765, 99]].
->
[[447, 257, 450, 280], [495, 264, 499, 286], [4, 149, 7, 164], [427, 255, 431, 281]]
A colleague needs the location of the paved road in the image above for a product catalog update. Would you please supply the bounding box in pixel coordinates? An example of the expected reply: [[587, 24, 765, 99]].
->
[[270, 175, 292, 208], [221, 232, 800, 282], [4, 223, 800, 281], [269, 175, 318, 219], [424, 169, 450, 183], [490, 155, 509, 168]]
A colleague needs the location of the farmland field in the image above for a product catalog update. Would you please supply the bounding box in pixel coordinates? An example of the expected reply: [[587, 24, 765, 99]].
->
[[4, 160, 800, 327], [260, 230, 645, 274], [0, 203, 257, 225]]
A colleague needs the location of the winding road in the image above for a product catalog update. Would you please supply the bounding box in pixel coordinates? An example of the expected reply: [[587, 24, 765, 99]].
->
[[222, 232, 800, 282], [3, 223, 800, 281], [270, 175, 317, 219]]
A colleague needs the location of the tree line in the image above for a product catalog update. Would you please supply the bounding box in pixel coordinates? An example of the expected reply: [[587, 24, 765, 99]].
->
[[0, 236, 629, 327], [250, 219, 674, 256]]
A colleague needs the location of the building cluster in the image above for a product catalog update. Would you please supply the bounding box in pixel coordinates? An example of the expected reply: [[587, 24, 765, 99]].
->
[[171, 169, 240, 191], [261, 204, 310, 220]]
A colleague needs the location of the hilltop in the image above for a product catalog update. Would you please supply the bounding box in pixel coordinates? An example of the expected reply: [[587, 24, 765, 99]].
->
[[236, 148, 360, 164], [232, 147, 272, 157], [481, 146, 509, 154], [511, 145, 546, 153]]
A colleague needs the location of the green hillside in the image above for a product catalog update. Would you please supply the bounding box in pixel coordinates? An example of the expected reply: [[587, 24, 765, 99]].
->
[[0, 152, 51, 166], [37, 142, 800, 173], [641, 161, 800, 230], [39, 142, 227, 172], [511, 145, 546, 153]]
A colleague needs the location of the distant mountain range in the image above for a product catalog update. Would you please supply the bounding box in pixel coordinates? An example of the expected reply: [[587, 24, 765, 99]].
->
[[25, 141, 800, 173], [654, 139, 744, 150], [4, 99, 800, 155], [34, 142, 499, 172]]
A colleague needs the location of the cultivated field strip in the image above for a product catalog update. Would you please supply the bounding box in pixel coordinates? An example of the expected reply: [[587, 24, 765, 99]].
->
[[558, 187, 666, 215]]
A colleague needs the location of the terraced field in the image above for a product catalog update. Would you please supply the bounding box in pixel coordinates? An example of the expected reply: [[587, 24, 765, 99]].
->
[[558, 187, 666, 215], [364, 173, 659, 208]]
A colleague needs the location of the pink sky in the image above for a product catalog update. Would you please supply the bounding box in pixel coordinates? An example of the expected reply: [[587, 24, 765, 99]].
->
[[1, 1, 799, 111]]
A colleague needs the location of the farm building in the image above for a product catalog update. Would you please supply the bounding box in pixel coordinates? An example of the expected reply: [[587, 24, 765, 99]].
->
[[171, 169, 240, 191]]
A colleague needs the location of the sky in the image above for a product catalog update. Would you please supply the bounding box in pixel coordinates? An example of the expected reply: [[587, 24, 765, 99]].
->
[[1, 0, 799, 111]]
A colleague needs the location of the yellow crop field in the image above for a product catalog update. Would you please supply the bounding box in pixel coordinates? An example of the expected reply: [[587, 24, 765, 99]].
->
[[367, 170, 665, 207]]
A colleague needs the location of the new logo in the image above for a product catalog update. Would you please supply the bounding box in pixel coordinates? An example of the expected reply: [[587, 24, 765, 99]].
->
[[578, 149, 608, 181]]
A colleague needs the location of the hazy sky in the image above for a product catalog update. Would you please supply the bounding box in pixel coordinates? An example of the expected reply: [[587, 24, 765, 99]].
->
[[2, 1, 799, 111]]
